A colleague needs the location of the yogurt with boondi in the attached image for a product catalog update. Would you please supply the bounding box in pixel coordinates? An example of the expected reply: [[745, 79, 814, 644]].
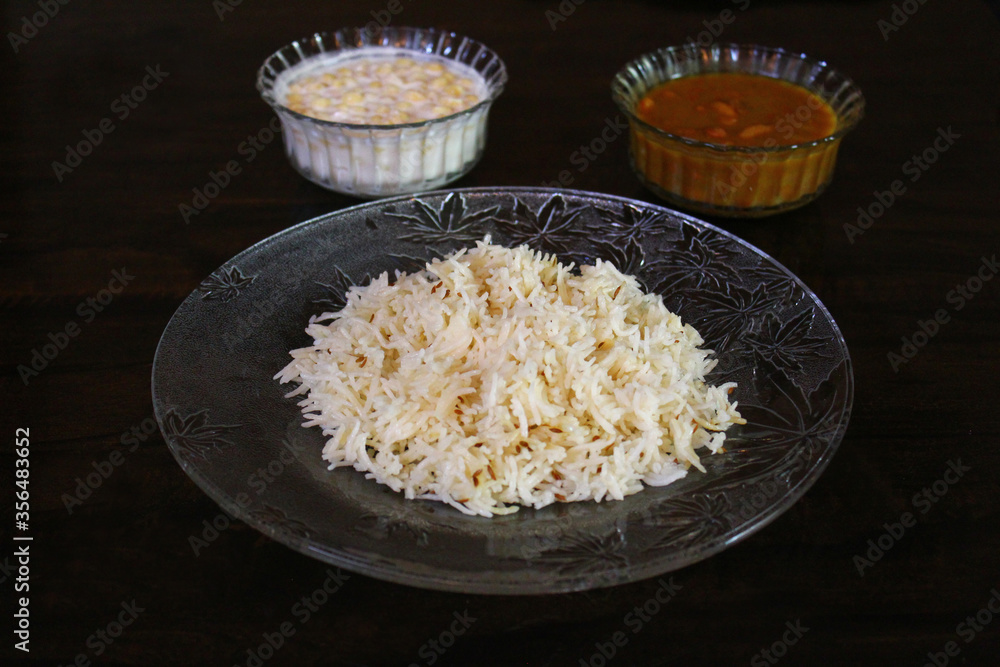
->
[[282, 53, 486, 125], [270, 47, 493, 197]]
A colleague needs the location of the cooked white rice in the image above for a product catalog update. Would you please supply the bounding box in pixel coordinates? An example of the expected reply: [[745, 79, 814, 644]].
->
[[276, 240, 744, 517]]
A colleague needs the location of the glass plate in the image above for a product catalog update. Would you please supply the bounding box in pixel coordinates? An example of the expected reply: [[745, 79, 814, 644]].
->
[[152, 187, 852, 594]]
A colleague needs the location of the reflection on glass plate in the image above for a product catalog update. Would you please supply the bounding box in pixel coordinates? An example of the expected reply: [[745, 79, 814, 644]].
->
[[152, 187, 852, 594]]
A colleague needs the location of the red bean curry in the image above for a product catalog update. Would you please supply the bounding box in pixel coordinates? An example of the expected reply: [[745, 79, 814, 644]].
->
[[636, 73, 838, 147]]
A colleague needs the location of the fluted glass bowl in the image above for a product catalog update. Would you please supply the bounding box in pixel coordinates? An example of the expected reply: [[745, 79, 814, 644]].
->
[[258, 27, 507, 198], [612, 44, 864, 217]]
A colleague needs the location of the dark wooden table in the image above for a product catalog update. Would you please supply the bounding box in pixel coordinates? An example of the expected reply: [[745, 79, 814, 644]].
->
[[4, 0, 999, 664]]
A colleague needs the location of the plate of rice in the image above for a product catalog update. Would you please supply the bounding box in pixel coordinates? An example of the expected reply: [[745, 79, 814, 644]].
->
[[152, 187, 852, 593]]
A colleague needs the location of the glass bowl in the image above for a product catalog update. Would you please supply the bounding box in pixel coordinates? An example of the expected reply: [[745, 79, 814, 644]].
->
[[612, 44, 864, 217], [257, 27, 507, 199]]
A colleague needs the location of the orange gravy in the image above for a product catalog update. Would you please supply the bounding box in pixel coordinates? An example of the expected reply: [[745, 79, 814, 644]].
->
[[637, 73, 837, 147]]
